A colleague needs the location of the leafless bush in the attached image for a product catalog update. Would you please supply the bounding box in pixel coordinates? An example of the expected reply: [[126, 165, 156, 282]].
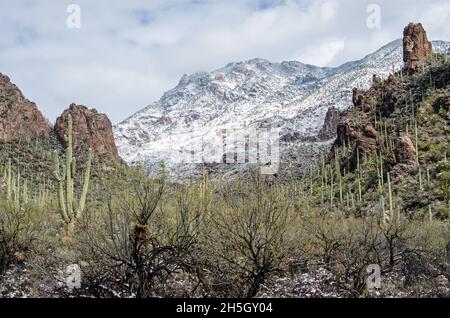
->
[[306, 212, 385, 296], [200, 173, 295, 298], [80, 167, 205, 297], [0, 200, 38, 275]]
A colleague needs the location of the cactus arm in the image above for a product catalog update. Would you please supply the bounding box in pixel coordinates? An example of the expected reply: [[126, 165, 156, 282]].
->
[[358, 176, 362, 202], [387, 173, 394, 221], [76, 149, 91, 219], [6, 159, 11, 200], [53, 151, 70, 223], [414, 121, 420, 166]]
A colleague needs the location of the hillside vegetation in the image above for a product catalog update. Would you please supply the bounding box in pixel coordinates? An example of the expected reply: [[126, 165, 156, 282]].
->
[[1, 21, 450, 298], [0, 53, 449, 298]]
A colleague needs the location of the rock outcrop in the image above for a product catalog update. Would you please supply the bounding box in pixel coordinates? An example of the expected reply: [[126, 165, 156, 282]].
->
[[352, 88, 363, 107], [403, 23, 433, 75], [337, 117, 378, 150], [394, 135, 417, 166], [335, 119, 357, 147], [391, 135, 418, 176], [318, 107, 341, 141], [55, 104, 120, 162], [333, 23, 437, 176], [0, 73, 52, 142], [351, 76, 384, 114]]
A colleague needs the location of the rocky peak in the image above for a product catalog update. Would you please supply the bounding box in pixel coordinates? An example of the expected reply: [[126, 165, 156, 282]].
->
[[403, 23, 433, 75], [0, 73, 52, 142], [318, 107, 341, 141], [333, 23, 439, 176], [55, 104, 120, 162]]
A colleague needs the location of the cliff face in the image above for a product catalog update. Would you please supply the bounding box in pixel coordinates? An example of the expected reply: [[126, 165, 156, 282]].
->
[[329, 23, 449, 219], [335, 68, 429, 176], [317, 107, 341, 141], [403, 23, 433, 75], [0, 73, 121, 163], [334, 23, 444, 175], [54, 104, 121, 162], [0, 73, 52, 142]]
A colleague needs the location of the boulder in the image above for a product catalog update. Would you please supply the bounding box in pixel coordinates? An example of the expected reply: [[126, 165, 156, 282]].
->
[[394, 135, 417, 166], [391, 135, 418, 176], [357, 123, 378, 154]]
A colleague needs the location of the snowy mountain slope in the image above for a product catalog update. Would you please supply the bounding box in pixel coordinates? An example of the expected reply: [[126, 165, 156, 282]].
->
[[114, 40, 450, 176]]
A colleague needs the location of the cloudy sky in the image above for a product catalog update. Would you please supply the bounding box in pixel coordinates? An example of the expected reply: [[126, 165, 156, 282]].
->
[[0, 0, 449, 123]]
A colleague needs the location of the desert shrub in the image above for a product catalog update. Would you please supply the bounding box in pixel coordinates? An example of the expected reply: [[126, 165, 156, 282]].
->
[[306, 212, 383, 296], [199, 173, 295, 298], [0, 199, 40, 275], [400, 220, 449, 291], [79, 166, 205, 297]]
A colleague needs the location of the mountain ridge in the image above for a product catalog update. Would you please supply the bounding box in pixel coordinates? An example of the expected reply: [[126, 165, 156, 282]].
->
[[117, 39, 403, 125], [114, 39, 450, 177]]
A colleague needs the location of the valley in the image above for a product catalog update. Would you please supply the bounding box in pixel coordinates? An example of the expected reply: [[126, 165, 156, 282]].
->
[[0, 22, 449, 299]]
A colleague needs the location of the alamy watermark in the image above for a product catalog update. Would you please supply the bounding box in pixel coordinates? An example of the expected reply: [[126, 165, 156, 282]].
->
[[179, 128, 280, 175], [64, 262, 382, 291], [366, 264, 381, 291], [366, 4, 381, 29], [67, 4, 81, 29], [65, 264, 81, 291]]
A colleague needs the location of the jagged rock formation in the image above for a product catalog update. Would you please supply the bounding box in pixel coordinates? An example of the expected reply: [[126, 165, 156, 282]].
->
[[0, 73, 121, 163], [55, 104, 120, 162], [336, 68, 424, 173], [318, 107, 341, 141], [335, 115, 379, 173], [335, 73, 384, 157], [403, 23, 433, 75], [0, 73, 52, 142], [334, 23, 448, 178], [336, 23, 435, 159]]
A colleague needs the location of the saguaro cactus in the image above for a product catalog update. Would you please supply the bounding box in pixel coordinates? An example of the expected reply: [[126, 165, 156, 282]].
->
[[6, 159, 12, 201], [53, 114, 92, 236], [387, 173, 394, 222]]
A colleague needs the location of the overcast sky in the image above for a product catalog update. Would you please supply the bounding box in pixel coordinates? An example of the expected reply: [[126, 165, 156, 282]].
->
[[0, 0, 449, 124]]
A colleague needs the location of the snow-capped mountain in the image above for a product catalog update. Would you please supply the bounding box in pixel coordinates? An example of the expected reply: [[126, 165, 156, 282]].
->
[[114, 40, 450, 176]]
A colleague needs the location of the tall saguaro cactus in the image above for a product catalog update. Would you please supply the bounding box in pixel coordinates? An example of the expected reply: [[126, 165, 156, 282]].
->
[[53, 114, 92, 236], [6, 159, 12, 201]]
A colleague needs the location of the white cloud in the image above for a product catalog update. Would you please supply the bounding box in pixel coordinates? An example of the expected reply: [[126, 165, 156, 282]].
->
[[419, 3, 450, 40], [0, 0, 448, 123], [292, 39, 346, 66], [320, 1, 338, 23]]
